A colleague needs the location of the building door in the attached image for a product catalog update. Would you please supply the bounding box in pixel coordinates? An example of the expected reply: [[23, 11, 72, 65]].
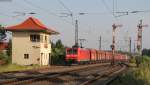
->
[[49, 53, 51, 65], [40, 53, 43, 66]]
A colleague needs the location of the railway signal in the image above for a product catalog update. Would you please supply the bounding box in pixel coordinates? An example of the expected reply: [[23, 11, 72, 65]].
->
[[137, 20, 148, 55], [136, 20, 148, 67], [111, 24, 122, 65]]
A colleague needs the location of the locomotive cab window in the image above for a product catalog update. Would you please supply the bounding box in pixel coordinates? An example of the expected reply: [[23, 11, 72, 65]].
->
[[67, 49, 77, 54]]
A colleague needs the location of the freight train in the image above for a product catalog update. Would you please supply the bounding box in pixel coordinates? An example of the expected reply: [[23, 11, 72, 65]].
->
[[66, 47, 129, 64]]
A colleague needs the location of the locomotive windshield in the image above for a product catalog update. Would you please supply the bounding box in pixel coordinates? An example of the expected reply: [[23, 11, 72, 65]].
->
[[67, 49, 78, 54]]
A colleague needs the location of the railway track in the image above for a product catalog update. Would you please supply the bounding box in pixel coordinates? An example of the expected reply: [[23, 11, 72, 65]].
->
[[0, 63, 109, 85], [80, 64, 126, 85], [1, 63, 126, 85]]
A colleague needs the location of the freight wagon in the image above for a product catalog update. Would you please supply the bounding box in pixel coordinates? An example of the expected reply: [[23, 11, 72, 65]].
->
[[66, 47, 128, 64]]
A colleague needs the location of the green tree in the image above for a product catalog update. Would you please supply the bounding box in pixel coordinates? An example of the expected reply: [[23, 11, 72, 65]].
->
[[0, 52, 9, 64], [51, 39, 66, 65], [7, 40, 12, 56], [142, 49, 150, 57], [0, 25, 7, 42], [56, 40, 64, 48]]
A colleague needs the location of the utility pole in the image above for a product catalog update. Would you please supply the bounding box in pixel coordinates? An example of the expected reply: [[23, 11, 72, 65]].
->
[[134, 41, 136, 54], [99, 36, 102, 50], [136, 20, 148, 67], [111, 24, 122, 65], [129, 37, 132, 54], [74, 20, 79, 47]]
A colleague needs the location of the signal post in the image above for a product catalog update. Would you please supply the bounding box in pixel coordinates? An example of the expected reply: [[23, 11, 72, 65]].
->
[[111, 24, 122, 65], [136, 20, 148, 67]]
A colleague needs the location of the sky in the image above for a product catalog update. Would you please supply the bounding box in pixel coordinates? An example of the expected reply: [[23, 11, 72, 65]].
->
[[0, 0, 150, 52]]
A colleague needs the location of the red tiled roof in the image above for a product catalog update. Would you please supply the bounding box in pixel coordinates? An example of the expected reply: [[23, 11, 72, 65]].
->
[[6, 17, 59, 34]]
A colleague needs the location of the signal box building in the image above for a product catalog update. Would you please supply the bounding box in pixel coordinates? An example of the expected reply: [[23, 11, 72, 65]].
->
[[6, 17, 58, 65]]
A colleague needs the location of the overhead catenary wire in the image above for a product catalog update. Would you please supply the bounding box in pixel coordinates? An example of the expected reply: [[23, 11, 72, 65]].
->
[[100, 0, 117, 19], [12, 0, 28, 10], [11, 1, 36, 17], [57, 0, 74, 25], [23, 0, 74, 26], [23, 0, 57, 16], [78, 12, 114, 15], [101, 0, 112, 14], [0, 12, 12, 17], [0, 3, 24, 22], [130, 9, 150, 13], [57, 0, 72, 13], [113, 0, 115, 17], [115, 9, 150, 17], [0, 12, 22, 21]]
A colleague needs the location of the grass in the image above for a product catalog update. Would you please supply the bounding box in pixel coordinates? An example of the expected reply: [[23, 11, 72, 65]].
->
[[0, 64, 39, 73], [110, 56, 150, 85]]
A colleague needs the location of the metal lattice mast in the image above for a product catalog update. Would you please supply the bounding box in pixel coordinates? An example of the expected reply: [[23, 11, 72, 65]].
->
[[99, 36, 102, 50], [75, 20, 79, 47]]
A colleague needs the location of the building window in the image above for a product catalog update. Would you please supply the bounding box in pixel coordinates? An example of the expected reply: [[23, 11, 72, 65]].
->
[[30, 34, 40, 42], [24, 54, 29, 59], [45, 36, 47, 43]]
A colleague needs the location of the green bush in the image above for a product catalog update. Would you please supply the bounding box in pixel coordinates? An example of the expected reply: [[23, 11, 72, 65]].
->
[[111, 56, 150, 85], [130, 57, 136, 63], [51, 40, 66, 65], [0, 52, 10, 64]]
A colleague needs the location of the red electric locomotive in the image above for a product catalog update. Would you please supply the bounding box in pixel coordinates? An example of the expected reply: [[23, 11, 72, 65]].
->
[[66, 47, 129, 64], [66, 47, 90, 64]]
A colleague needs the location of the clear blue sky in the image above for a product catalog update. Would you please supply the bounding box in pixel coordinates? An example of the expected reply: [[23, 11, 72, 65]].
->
[[0, 0, 150, 51]]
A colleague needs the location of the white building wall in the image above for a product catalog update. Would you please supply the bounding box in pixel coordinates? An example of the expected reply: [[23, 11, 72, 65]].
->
[[40, 33, 51, 65], [12, 32, 51, 66]]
